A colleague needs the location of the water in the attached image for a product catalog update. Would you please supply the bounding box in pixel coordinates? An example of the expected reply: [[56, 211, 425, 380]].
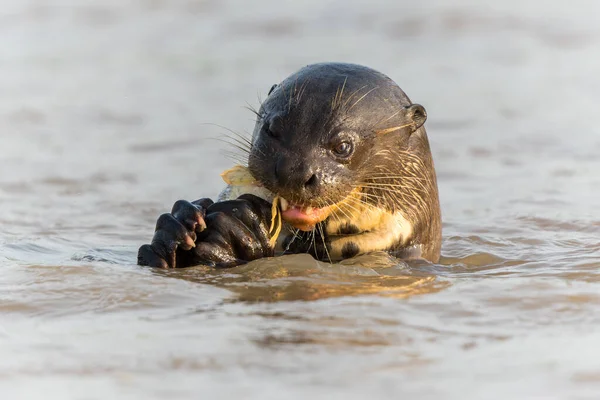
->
[[1, 0, 600, 398]]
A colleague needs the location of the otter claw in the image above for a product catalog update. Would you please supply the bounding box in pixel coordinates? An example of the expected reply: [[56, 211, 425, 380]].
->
[[182, 234, 196, 250], [171, 200, 207, 233]]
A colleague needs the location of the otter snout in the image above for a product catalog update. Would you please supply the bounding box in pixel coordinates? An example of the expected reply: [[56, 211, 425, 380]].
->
[[274, 156, 322, 200]]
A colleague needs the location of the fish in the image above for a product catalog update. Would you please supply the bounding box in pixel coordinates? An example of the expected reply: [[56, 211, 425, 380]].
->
[[218, 165, 282, 248]]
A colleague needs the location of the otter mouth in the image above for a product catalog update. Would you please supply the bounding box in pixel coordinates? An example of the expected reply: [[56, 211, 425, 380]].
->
[[278, 197, 334, 231], [220, 165, 357, 231]]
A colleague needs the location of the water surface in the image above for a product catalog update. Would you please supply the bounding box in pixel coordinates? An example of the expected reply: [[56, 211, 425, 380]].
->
[[1, 0, 600, 399]]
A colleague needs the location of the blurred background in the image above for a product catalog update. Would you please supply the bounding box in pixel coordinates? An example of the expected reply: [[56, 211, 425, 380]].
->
[[1, 1, 600, 399]]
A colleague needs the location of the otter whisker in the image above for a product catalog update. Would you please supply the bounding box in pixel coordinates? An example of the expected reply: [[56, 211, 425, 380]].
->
[[340, 84, 369, 110], [369, 189, 430, 216], [328, 210, 345, 229], [212, 134, 252, 148], [243, 103, 261, 119], [201, 123, 253, 145], [316, 193, 354, 235], [212, 141, 251, 161], [342, 196, 384, 219], [325, 197, 348, 229], [379, 109, 403, 125], [287, 78, 297, 113], [307, 225, 316, 255], [366, 170, 433, 190], [375, 122, 414, 136], [336, 198, 365, 218], [361, 183, 422, 192], [209, 132, 261, 161], [283, 227, 301, 254], [296, 78, 312, 105], [361, 183, 426, 196], [367, 172, 431, 184], [212, 139, 252, 157], [256, 90, 264, 109], [209, 135, 251, 152], [357, 190, 387, 200], [359, 191, 406, 206], [332, 76, 349, 111], [316, 201, 333, 264], [360, 185, 430, 215], [225, 132, 253, 148], [344, 193, 379, 209], [360, 184, 416, 194], [222, 151, 249, 166], [369, 180, 431, 195], [366, 176, 429, 182], [347, 86, 380, 111], [324, 192, 355, 218], [223, 157, 248, 165], [331, 201, 361, 229]]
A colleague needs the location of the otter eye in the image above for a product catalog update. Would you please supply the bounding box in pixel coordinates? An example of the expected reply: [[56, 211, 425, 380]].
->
[[332, 141, 353, 158]]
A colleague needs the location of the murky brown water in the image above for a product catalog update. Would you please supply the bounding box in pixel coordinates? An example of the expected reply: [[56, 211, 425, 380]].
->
[[2, 0, 600, 398]]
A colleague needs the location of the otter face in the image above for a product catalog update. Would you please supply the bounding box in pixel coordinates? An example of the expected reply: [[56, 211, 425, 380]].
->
[[248, 91, 372, 230], [247, 63, 427, 231], [252, 112, 367, 205]]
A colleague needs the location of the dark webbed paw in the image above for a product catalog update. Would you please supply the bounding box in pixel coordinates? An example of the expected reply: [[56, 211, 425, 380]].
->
[[138, 199, 211, 268], [138, 194, 274, 269]]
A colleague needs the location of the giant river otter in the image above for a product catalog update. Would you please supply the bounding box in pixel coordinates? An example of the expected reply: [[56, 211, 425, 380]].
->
[[138, 62, 441, 268]]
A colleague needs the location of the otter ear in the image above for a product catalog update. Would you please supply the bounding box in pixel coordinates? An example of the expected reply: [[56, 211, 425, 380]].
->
[[404, 104, 427, 131], [268, 84, 278, 95]]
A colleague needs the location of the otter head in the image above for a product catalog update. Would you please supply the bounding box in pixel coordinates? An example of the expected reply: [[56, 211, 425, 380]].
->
[[247, 63, 428, 231]]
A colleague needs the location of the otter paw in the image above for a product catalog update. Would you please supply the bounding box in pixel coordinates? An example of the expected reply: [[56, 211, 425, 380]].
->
[[137, 198, 212, 268], [175, 194, 276, 268]]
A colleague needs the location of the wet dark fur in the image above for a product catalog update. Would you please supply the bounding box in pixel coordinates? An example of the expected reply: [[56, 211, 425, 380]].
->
[[247, 63, 441, 263]]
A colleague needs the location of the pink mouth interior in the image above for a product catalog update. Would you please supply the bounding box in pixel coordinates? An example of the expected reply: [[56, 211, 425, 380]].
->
[[281, 205, 330, 231]]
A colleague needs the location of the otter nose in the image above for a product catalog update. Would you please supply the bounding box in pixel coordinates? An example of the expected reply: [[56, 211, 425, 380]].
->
[[275, 157, 320, 194], [304, 173, 318, 190]]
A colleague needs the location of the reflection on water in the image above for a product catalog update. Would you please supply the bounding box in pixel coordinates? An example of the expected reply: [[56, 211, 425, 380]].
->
[[2, 0, 600, 399], [158, 253, 448, 302]]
